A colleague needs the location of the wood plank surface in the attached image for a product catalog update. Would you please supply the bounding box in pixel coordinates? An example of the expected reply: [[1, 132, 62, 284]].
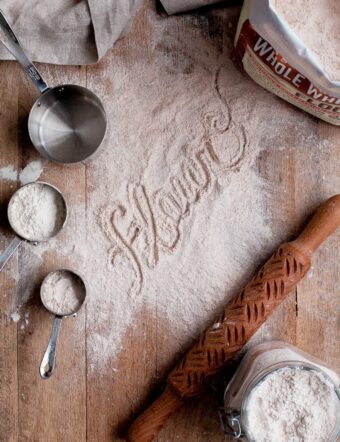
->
[[15, 65, 87, 441], [0, 2, 339, 442], [295, 122, 340, 366], [0, 61, 20, 442]]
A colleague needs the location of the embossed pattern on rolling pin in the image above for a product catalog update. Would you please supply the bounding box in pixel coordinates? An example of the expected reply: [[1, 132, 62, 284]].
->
[[168, 243, 311, 397]]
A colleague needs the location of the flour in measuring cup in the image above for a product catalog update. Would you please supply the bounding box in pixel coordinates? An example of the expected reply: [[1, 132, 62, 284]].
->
[[42, 270, 85, 316], [8, 183, 65, 241]]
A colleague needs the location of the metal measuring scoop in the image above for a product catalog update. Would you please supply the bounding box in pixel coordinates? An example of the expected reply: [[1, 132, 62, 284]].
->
[[39, 269, 87, 379], [0, 10, 107, 164], [0, 181, 67, 272]]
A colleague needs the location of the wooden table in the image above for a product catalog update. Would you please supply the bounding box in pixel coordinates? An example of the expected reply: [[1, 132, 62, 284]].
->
[[0, 2, 339, 441]]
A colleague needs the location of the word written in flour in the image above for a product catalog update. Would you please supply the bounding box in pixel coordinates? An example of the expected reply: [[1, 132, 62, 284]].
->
[[101, 109, 248, 297]]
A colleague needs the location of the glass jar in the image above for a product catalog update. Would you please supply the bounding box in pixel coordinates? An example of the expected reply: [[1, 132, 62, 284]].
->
[[219, 341, 340, 441]]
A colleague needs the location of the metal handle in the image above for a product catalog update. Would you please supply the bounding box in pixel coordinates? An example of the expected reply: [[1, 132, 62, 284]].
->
[[0, 9, 49, 93], [0, 236, 22, 272], [219, 409, 243, 439], [39, 316, 63, 379]]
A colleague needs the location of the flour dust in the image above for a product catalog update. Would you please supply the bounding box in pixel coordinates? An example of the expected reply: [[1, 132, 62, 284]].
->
[[0, 160, 44, 184], [66, 7, 276, 371], [5, 6, 324, 373]]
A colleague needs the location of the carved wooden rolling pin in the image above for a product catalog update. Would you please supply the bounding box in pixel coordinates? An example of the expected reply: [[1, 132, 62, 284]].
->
[[127, 195, 340, 442]]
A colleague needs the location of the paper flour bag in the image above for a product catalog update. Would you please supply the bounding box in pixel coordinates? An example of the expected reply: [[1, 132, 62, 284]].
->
[[234, 0, 340, 125]]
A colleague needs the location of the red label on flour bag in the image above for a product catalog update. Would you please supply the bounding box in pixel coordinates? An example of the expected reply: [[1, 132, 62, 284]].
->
[[234, 1, 340, 125]]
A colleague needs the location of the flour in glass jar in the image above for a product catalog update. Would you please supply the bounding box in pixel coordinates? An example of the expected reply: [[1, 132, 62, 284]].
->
[[246, 366, 340, 442]]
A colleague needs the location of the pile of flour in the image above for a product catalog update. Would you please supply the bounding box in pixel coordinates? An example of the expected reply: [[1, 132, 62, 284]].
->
[[0, 160, 44, 184], [272, 0, 340, 81], [8, 183, 65, 241], [18, 161, 44, 185], [41, 270, 85, 316], [246, 367, 340, 442]]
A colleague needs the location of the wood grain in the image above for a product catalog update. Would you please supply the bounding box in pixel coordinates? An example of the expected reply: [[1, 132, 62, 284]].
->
[[6, 64, 87, 442], [0, 2, 339, 442], [0, 61, 20, 442], [295, 121, 340, 368]]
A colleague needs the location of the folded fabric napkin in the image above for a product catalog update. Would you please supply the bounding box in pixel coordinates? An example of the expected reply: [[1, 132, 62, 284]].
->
[[0, 0, 142, 64]]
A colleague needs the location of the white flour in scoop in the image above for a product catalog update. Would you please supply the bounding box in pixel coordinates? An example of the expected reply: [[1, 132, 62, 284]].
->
[[272, 0, 340, 81], [41, 270, 85, 316], [8, 183, 65, 241], [246, 367, 340, 442]]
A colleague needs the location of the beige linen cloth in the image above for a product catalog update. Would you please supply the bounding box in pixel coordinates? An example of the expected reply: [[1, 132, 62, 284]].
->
[[0, 0, 141, 64]]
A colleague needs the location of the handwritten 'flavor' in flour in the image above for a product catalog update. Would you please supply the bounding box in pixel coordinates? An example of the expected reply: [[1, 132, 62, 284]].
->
[[101, 108, 248, 297]]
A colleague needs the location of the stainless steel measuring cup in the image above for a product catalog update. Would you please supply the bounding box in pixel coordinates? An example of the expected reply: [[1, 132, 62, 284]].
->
[[0, 10, 107, 164], [39, 269, 87, 379], [0, 182, 67, 271]]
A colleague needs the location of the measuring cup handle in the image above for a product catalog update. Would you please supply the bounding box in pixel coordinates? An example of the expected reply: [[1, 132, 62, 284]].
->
[[0, 10, 49, 93], [0, 236, 22, 272], [40, 316, 63, 379]]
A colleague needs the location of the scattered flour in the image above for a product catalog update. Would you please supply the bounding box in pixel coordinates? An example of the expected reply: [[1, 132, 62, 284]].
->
[[272, 0, 340, 81], [41, 270, 86, 316], [0, 165, 17, 181], [18, 312, 30, 330], [246, 367, 340, 442], [0, 160, 44, 184], [10, 311, 21, 322], [19, 160, 44, 185], [45, 7, 279, 372], [8, 182, 66, 241], [15, 11, 277, 371], [8, 5, 331, 374]]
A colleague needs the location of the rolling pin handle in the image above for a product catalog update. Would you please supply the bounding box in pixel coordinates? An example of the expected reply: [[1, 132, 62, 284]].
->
[[292, 195, 340, 257], [127, 387, 183, 442]]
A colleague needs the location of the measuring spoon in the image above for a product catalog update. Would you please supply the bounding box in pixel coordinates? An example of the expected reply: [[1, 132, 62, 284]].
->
[[39, 269, 87, 379], [0, 10, 107, 164], [0, 182, 67, 272]]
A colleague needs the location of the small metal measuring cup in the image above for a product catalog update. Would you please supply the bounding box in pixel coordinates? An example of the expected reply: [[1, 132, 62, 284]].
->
[[0, 10, 107, 164], [39, 269, 87, 379], [0, 181, 67, 272]]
